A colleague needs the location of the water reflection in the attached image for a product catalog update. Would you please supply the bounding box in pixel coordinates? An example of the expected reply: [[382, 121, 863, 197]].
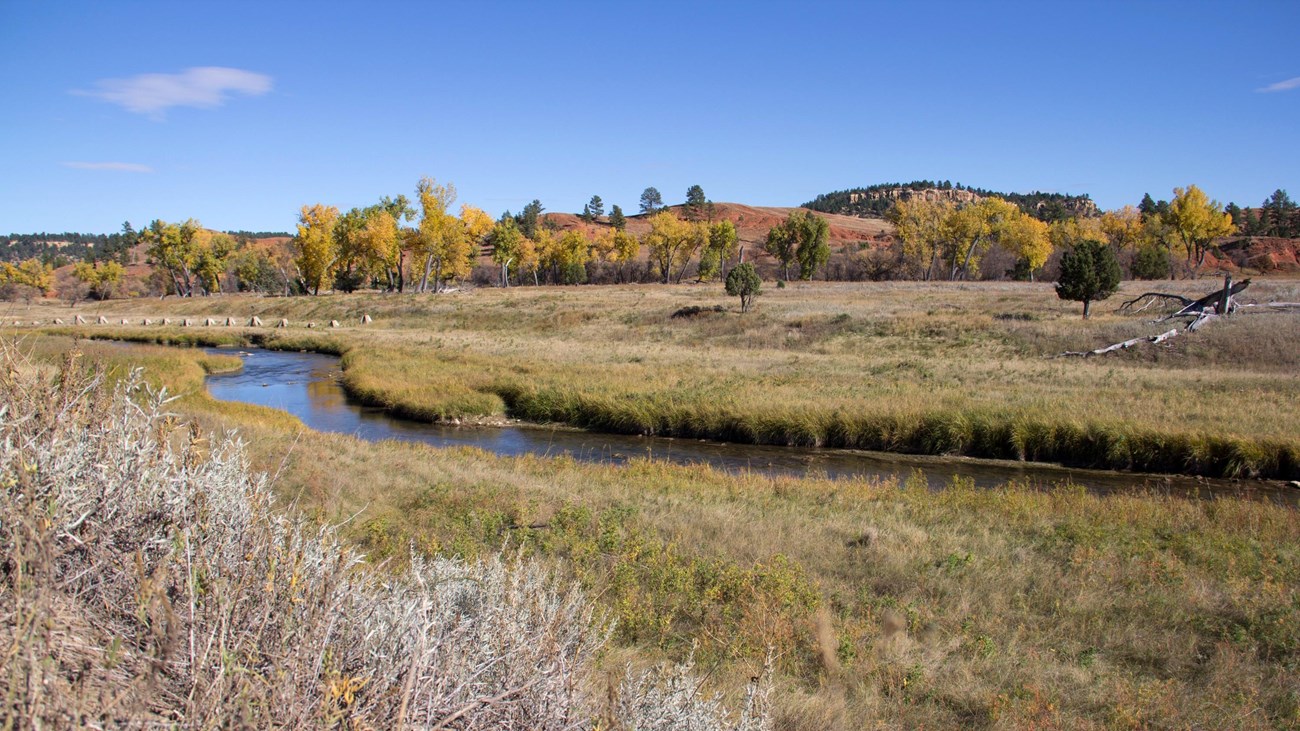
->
[[204, 348, 1296, 505]]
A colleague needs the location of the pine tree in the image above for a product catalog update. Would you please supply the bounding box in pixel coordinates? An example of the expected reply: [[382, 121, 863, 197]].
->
[[639, 187, 663, 214], [684, 185, 708, 221], [608, 205, 627, 231]]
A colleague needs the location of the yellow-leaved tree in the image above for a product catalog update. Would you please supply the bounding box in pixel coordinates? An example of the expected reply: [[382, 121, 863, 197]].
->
[[889, 198, 951, 280], [1099, 206, 1145, 254], [546, 230, 593, 284], [72, 260, 126, 300], [413, 178, 464, 292], [609, 229, 640, 283], [1048, 217, 1106, 252], [0, 259, 54, 300], [460, 204, 494, 276], [1000, 214, 1052, 280], [295, 204, 340, 295], [642, 211, 703, 284], [141, 218, 205, 297], [531, 228, 557, 286], [1165, 185, 1234, 276], [357, 210, 401, 290]]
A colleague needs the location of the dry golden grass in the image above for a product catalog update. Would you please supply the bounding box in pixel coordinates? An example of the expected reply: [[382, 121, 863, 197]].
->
[[12, 279, 1296, 477], [14, 332, 1298, 729]]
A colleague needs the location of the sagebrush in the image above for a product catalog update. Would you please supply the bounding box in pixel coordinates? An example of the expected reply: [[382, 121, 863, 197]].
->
[[0, 346, 770, 729]]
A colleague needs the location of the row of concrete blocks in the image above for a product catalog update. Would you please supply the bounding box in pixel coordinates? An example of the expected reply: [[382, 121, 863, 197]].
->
[[11, 314, 375, 328]]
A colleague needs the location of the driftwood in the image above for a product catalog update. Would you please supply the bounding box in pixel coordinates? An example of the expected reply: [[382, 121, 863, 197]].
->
[[1238, 302, 1300, 312], [1119, 278, 1251, 318], [1055, 329, 1179, 358]]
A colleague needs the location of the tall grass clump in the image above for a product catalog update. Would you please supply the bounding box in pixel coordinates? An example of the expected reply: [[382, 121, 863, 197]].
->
[[0, 345, 771, 729]]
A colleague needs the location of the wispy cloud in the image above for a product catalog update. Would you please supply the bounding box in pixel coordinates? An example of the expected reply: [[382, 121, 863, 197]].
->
[[1256, 76, 1300, 93], [76, 67, 272, 118], [61, 161, 155, 173]]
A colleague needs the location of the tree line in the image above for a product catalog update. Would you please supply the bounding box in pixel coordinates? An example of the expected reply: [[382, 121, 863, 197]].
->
[[889, 184, 1240, 283], [1, 181, 1289, 303]]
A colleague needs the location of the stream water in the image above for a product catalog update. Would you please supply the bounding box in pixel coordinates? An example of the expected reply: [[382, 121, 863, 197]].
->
[[203, 347, 1296, 505]]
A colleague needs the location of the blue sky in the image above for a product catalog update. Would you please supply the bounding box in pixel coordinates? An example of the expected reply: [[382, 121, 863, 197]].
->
[[2, 0, 1297, 234]]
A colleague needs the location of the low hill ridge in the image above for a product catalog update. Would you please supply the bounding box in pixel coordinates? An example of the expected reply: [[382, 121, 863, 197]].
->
[[804, 181, 1099, 222]]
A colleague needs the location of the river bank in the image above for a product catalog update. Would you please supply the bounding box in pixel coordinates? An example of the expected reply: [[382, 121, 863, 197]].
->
[[10, 333, 1300, 729]]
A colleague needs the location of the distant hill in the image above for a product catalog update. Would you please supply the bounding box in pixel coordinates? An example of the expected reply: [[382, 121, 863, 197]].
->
[[803, 181, 1098, 222], [541, 202, 892, 252]]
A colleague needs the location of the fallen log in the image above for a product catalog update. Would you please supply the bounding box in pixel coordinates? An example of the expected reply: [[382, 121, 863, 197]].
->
[[1237, 302, 1300, 312], [1162, 278, 1251, 320], [1054, 329, 1180, 358], [1185, 311, 1217, 333]]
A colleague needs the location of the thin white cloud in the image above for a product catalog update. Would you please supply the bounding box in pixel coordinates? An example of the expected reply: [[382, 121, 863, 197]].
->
[[77, 66, 272, 118], [61, 161, 155, 173], [1256, 76, 1300, 93]]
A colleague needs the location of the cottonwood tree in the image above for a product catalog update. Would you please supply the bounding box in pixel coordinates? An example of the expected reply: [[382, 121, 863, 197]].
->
[[546, 230, 592, 284], [142, 218, 204, 296], [639, 187, 663, 214], [488, 215, 524, 287], [1165, 185, 1234, 276], [1099, 206, 1144, 254], [72, 260, 125, 300], [696, 220, 738, 281], [642, 211, 703, 284], [0, 258, 54, 299], [357, 209, 401, 290], [608, 229, 639, 282], [192, 232, 236, 294], [1001, 214, 1051, 280], [1056, 239, 1121, 319], [295, 204, 340, 295], [765, 210, 829, 280], [725, 261, 761, 312], [460, 204, 494, 278], [889, 198, 950, 280], [940, 198, 1012, 280], [332, 208, 371, 291], [413, 178, 465, 292]]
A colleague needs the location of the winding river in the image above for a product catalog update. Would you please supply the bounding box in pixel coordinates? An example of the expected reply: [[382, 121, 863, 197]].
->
[[204, 348, 1296, 505]]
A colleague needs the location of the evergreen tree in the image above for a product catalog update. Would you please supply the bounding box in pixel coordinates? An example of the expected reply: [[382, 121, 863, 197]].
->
[[1138, 193, 1158, 221], [1131, 243, 1170, 280], [516, 199, 544, 239], [684, 185, 708, 221], [608, 205, 627, 231], [725, 262, 761, 313], [588, 195, 604, 220], [1056, 239, 1121, 319], [1261, 189, 1297, 237], [1225, 202, 1243, 232], [639, 187, 663, 214]]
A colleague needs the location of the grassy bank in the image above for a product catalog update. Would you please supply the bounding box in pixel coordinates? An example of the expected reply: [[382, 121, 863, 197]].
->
[[14, 280, 1297, 478], [13, 335, 1300, 729]]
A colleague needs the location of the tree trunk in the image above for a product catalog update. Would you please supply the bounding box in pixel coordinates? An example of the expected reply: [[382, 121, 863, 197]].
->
[[419, 254, 434, 293], [1083, 299, 1091, 319]]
